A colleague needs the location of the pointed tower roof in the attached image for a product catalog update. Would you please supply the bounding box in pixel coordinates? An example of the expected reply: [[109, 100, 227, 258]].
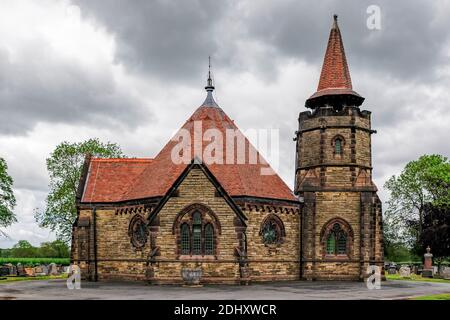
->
[[305, 15, 364, 109]]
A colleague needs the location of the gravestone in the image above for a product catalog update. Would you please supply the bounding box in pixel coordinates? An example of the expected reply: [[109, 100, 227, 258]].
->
[[49, 263, 59, 276], [422, 246, 433, 278], [388, 265, 397, 275], [41, 265, 49, 275], [34, 265, 46, 276], [0, 266, 9, 277], [5, 263, 16, 276], [399, 266, 411, 277], [440, 267, 450, 280], [24, 267, 35, 277], [412, 266, 419, 275], [11, 264, 17, 276], [16, 263, 26, 277]]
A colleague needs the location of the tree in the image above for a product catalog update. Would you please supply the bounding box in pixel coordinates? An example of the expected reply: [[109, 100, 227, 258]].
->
[[384, 154, 450, 253], [2, 240, 70, 258], [35, 139, 124, 242], [0, 157, 16, 236], [39, 240, 70, 258], [11, 240, 37, 257], [419, 203, 450, 265]]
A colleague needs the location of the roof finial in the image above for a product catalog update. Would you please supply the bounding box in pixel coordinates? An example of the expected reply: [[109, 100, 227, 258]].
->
[[332, 14, 338, 29], [201, 56, 219, 108], [205, 56, 214, 92]]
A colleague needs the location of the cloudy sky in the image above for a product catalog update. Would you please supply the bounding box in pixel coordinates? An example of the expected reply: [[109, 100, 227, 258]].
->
[[1, 0, 449, 248]]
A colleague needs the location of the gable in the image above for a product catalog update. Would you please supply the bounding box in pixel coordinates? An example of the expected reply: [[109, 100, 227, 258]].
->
[[78, 105, 297, 204], [124, 105, 296, 202], [148, 160, 246, 227]]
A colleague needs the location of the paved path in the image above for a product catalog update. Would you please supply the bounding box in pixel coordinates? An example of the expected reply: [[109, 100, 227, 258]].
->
[[1, 279, 450, 300]]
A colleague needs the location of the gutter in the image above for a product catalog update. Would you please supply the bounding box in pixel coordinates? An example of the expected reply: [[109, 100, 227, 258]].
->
[[299, 196, 304, 280], [92, 207, 98, 281]]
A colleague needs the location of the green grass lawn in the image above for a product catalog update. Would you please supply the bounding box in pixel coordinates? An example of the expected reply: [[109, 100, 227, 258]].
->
[[411, 293, 450, 300], [0, 274, 67, 284], [386, 273, 450, 284]]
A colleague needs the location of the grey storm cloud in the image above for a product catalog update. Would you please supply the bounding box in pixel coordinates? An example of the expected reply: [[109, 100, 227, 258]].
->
[[74, 0, 231, 83], [73, 0, 450, 84], [242, 0, 450, 82], [1, 0, 450, 247], [0, 38, 149, 135]]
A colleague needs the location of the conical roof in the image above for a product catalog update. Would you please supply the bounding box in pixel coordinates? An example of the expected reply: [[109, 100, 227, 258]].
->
[[124, 96, 296, 201], [306, 15, 364, 108], [82, 71, 296, 203]]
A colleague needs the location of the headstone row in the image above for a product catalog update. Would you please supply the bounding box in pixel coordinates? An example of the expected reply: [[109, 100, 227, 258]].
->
[[0, 262, 69, 277], [385, 261, 450, 279]]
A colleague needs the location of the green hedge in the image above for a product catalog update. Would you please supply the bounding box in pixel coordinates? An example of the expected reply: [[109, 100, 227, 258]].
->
[[0, 257, 70, 266]]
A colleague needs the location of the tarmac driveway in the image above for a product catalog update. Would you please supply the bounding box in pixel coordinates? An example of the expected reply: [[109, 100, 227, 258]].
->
[[1, 279, 450, 300]]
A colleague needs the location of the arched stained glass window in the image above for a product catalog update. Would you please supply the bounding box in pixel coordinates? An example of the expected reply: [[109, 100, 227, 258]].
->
[[205, 224, 214, 255], [326, 233, 336, 254], [177, 208, 217, 256], [337, 232, 347, 254], [324, 222, 348, 256], [335, 138, 342, 155], [193, 212, 202, 224], [192, 212, 202, 255], [181, 223, 190, 254]]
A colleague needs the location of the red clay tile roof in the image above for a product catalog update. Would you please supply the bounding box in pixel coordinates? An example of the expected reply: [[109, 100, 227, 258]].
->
[[81, 103, 296, 203], [124, 104, 296, 202], [317, 15, 352, 92], [81, 158, 153, 203], [306, 15, 363, 107]]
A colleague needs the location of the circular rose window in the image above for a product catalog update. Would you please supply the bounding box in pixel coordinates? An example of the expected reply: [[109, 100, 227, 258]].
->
[[261, 220, 280, 244], [128, 215, 149, 248], [260, 214, 285, 246]]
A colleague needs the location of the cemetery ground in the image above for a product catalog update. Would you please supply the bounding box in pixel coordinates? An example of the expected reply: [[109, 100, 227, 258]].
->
[[411, 293, 450, 300], [385, 273, 450, 284], [0, 275, 67, 284], [0, 274, 450, 300]]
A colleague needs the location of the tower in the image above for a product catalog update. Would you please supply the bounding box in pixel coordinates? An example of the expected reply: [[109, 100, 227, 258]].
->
[[295, 15, 384, 280]]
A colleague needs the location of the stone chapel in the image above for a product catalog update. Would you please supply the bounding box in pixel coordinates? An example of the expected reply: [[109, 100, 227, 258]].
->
[[71, 15, 384, 283]]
